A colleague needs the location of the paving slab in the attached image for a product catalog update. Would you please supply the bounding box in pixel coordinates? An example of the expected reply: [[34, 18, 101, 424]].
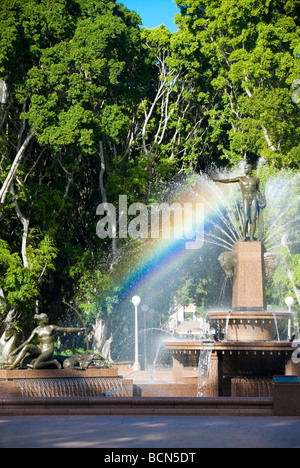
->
[[0, 415, 300, 448]]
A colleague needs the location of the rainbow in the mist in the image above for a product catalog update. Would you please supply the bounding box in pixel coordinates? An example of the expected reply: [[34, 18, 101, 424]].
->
[[111, 167, 300, 306], [114, 173, 244, 302]]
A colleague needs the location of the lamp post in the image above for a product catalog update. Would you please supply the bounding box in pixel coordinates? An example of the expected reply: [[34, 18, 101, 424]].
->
[[131, 296, 141, 371], [285, 296, 295, 340], [141, 304, 149, 370]]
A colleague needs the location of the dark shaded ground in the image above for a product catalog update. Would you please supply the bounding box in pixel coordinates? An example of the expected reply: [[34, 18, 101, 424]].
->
[[1, 415, 300, 448]]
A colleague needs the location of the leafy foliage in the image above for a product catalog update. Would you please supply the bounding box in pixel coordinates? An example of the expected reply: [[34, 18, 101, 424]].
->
[[0, 0, 299, 349]]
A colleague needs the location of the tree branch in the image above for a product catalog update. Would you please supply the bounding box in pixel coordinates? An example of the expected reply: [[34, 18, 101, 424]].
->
[[261, 126, 277, 152], [97, 141, 118, 268], [10, 184, 30, 268], [0, 130, 35, 212]]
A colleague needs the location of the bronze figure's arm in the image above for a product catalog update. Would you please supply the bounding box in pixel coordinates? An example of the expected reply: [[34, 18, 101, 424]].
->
[[213, 177, 241, 184], [54, 326, 85, 333], [11, 328, 37, 356]]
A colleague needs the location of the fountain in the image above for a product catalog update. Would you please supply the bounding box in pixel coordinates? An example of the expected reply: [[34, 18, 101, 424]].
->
[[0, 165, 299, 416], [0, 311, 133, 398], [164, 166, 299, 398]]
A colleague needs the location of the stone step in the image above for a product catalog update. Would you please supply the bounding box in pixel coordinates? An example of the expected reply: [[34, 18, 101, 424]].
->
[[0, 396, 274, 416]]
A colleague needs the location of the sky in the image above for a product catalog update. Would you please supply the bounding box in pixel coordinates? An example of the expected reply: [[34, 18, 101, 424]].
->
[[120, 0, 179, 32]]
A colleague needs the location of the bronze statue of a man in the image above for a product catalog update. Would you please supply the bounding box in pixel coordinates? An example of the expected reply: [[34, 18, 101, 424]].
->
[[8, 313, 85, 370], [213, 164, 265, 241]]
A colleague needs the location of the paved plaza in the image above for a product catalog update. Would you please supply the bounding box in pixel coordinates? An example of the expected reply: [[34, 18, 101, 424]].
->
[[0, 415, 300, 448]]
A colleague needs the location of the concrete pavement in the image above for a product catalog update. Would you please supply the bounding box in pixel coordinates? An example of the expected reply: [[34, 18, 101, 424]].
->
[[1, 415, 300, 448]]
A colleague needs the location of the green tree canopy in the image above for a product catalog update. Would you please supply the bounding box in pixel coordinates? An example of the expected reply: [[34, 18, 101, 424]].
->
[[0, 0, 299, 354], [176, 0, 300, 167]]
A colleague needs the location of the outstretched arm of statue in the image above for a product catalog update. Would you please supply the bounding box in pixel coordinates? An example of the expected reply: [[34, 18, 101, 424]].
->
[[54, 326, 86, 333], [212, 177, 240, 184]]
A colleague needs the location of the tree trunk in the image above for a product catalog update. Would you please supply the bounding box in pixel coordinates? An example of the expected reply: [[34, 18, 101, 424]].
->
[[261, 126, 277, 152], [101, 335, 113, 362], [10, 184, 30, 268], [0, 130, 34, 211], [98, 141, 118, 267], [91, 316, 108, 353], [0, 287, 7, 318], [91, 316, 113, 361]]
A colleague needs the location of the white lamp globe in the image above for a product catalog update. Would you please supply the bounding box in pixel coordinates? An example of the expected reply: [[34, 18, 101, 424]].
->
[[131, 296, 141, 307], [285, 297, 295, 308]]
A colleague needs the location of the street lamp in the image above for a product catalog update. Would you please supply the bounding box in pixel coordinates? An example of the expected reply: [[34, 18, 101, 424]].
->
[[285, 296, 295, 340], [131, 296, 141, 371]]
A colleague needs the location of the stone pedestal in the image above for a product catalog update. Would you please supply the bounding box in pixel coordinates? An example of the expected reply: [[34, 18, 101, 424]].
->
[[208, 241, 291, 341], [232, 242, 265, 309], [163, 239, 295, 398]]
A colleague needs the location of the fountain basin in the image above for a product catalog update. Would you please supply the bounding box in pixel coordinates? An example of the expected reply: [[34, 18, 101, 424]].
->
[[164, 340, 297, 397], [208, 311, 291, 341], [164, 340, 294, 353], [0, 368, 133, 398]]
